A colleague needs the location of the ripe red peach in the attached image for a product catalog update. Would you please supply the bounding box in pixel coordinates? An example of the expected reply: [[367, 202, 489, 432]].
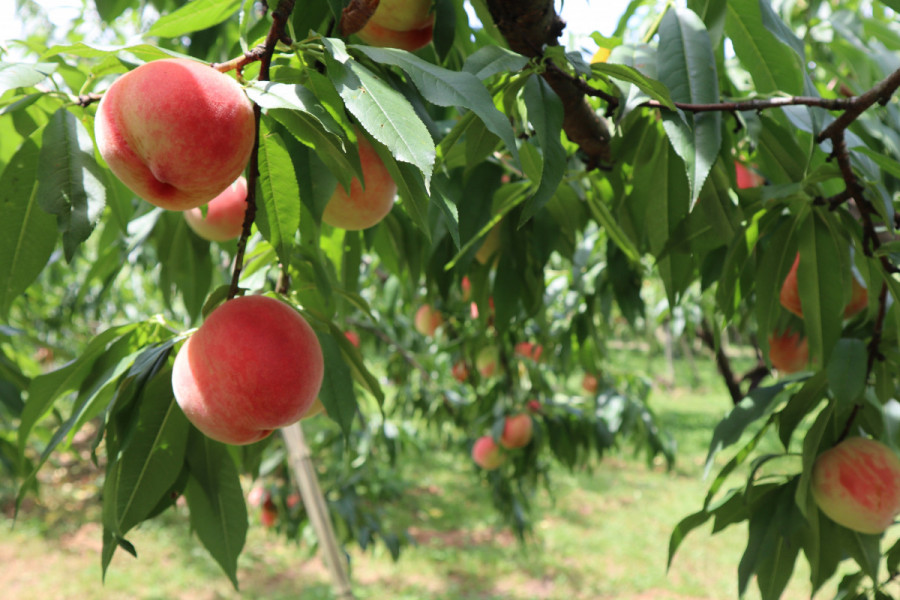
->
[[172, 295, 324, 445], [94, 58, 255, 211], [500, 414, 533, 449], [514, 341, 543, 362], [344, 330, 360, 348], [322, 131, 397, 230], [260, 497, 278, 528], [356, 20, 434, 52], [734, 162, 765, 189], [183, 176, 248, 241], [811, 437, 900, 534], [472, 436, 506, 470], [780, 252, 868, 319], [582, 373, 599, 394], [414, 304, 443, 337], [768, 330, 809, 374], [452, 361, 469, 383], [356, 0, 434, 51]]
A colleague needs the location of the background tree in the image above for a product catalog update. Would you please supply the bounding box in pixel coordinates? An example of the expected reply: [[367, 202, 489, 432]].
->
[[4, 0, 900, 598]]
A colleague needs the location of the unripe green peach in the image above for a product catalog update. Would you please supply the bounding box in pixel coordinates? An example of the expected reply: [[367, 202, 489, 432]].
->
[[172, 296, 324, 445], [476, 346, 499, 378], [811, 437, 900, 534], [95, 58, 255, 211]]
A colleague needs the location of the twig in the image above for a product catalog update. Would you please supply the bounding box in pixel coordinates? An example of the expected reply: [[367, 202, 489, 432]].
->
[[227, 0, 296, 300]]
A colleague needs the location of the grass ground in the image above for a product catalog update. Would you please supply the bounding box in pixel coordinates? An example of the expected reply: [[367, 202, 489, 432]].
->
[[0, 347, 850, 599]]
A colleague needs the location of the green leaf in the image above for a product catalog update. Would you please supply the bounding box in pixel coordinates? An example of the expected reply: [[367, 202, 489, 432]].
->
[[462, 45, 529, 80], [667, 508, 713, 568], [826, 338, 867, 407], [795, 400, 834, 518], [104, 370, 189, 536], [36, 109, 107, 261], [257, 119, 301, 262], [184, 433, 248, 589], [323, 38, 435, 188], [0, 139, 58, 319], [591, 62, 674, 109], [42, 42, 192, 62], [840, 527, 881, 582], [657, 7, 722, 205], [724, 0, 804, 94], [352, 46, 520, 165], [519, 76, 566, 224], [317, 330, 356, 440], [267, 109, 358, 194], [146, 0, 242, 38], [0, 62, 57, 95], [797, 212, 845, 365], [17, 324, 141, 457], [705, 381, 789, 474]]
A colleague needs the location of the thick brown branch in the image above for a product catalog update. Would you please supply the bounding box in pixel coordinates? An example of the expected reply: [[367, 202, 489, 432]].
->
[[485, 0, 610, 170]]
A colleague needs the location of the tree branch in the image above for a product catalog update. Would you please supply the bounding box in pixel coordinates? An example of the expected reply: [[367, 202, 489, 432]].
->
[[484, 0, 611, 170], [227, 0, 296, 299]]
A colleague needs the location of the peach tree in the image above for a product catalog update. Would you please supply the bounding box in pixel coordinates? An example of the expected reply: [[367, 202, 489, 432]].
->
[[3, 0, 900, 597]]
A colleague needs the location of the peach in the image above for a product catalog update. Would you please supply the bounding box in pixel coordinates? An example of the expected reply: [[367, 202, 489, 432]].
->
[[94, 58, 255, 211], [735, 162, 765, 189], [414, 304, 443, 336], [500, 414, 533, 449], [514, 341, 543, 362], [461, 276, 472, 301], [582, 373, 599, 394], [768, 330, 809, 374], [183, 176, 248, 241], [322, 130, 397, 230], [472, 435, 506, 470], [247, 485, 268, 508], [260, 497, 278, 528], [844, 276, 868, 319], [780, 252, 869, 319], [811, 437, 900, 534], [452, 360, 469, 383], [172, 295, 324, 445], [356, 20, 434, 52], [527, 399, 542, 413], [476, 346, 499, 378], [286, 493, 301, 509]]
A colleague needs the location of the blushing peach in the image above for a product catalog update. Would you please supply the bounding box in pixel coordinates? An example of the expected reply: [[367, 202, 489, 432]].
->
[[500, 414, 533, 449], [366, 0, 432, 32], [768, 330, 809, 374], [172, 295, 324, 445], [582, 373, 599, 394], [476, 346, 499, 378], [414, 304, 443, 336], [811, 437, 900, 534], [356, 20, 434, 52], [735, 162, 765, 189], [514, 341, 543, 362], [472, 435, 506, 470], [322, 131, 397, 230], [780, 252, 869, 319], [95, 58, 255, 211], [452, 361, 469, 383], [183, 176, 248, 241]]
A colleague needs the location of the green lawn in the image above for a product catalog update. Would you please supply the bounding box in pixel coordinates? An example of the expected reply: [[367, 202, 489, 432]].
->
[[0, 348, 856, 599]]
